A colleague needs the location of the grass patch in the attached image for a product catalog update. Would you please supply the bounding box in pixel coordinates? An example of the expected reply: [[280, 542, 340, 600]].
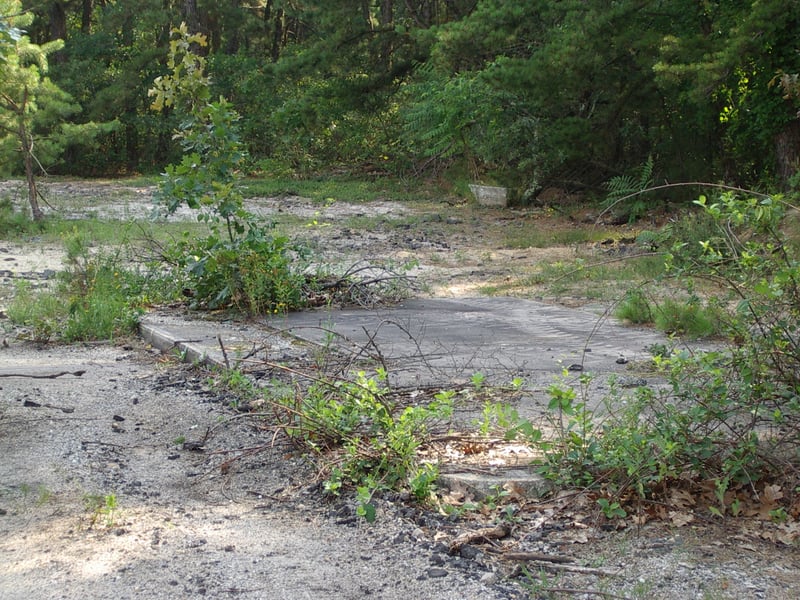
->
[[0, 198, 45, 236], [615, 289, 653, 324], [503, 226, 604, 249], [615, 289, 726, 338], [652, 297, 725, 338], [7, 232, 181, 342], [492, 253, 668, 301], [241, 176, 448, 203], [0, 206, 212, 249]]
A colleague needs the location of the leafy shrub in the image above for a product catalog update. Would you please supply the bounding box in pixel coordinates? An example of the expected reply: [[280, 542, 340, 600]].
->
[[652, 297, 725, 338], [0, 197, 43, 236], [602, 155, 655, 222], [615, 289, 653, 324], [6, 281, 63, 342], [7, 230, 176, 341], [151, 26, 307, 314], [167, 223, 306, 313], [504, 191, 800, 518], [273, 370, 454, 519]]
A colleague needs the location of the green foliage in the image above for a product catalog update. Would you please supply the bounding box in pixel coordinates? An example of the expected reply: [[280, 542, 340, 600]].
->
[[0, 1, 118, 216], [7, 231, 172, 342], [652, 297, 724, 339], [596, 497, 627, 519], [151, 25, 306, 314], [9, 0, 799, 192], [275, 370, 453, 517], [603, 156, 655, 222], [0, 197, 43, 236], [499, 191, 800, 516], [476, 401, 525, 439], [83, 492, 119, 528], [615, 289, 653, 324], [400, 65, 532, 181], [6, 281, 64, 342], [615, 289, 725, 338], [165, 224, 306, 313]]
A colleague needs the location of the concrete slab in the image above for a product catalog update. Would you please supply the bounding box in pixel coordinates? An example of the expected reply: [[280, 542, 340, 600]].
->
[[438, 468, 553, 500], [142, 297, 669, 383], [139, 311, 301, 369], [265, 297, 667, 386], [138, 297, 676, 500]]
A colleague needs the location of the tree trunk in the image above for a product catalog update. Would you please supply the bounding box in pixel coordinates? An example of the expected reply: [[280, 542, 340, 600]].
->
[[380, 0, 393, 25], [379, 0, 393, 66], [24, 147, 42, 221], [361, 0, 372, 29], [183, 0, 201, 33], [17, 88, 43, 221], [225, 0, 241, 54], [775, 120, 800, 190], [49, 1, 67, 63], [125, 120, 139, 172], [270, 8, 283, 63], [81, 0, 93, 34]]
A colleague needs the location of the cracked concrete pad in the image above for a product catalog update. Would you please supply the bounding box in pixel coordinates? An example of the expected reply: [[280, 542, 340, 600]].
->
[[267, 297, 670, 384]]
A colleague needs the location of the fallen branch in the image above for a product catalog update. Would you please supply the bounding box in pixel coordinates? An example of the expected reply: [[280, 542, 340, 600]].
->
[[218, 334, 231, 369], [503, 551, 575, 564], [535, 587, 628, 599], [449, 522, 511, 554], [23, 399, 75, 413], [521, 561, 621, 577], [0, 369, 85, 379]]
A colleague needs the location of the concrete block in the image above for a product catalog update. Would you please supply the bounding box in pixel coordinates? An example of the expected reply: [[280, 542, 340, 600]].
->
[[469, 184, 508, 208]]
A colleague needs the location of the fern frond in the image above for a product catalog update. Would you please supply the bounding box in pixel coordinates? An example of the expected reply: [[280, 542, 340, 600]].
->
[[604, 155, 654, 200]]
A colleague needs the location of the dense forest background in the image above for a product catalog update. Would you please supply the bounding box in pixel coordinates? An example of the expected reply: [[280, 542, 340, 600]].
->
[[4, 0, 800, 202]]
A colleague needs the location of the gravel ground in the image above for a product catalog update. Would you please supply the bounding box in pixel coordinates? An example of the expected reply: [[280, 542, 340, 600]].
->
[[0, 341, 521, 600]]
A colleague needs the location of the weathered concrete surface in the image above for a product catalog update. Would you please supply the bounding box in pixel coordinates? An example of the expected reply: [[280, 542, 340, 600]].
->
[[141, 297, 670, 387], [269, 297, 667, 384]]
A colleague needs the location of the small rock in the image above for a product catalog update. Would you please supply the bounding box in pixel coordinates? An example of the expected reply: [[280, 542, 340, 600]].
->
[[431, 542, 449, 554], [426, 567, 448, 578], [618, 376, 647, 388], [459, 545, 482, 560], [480, 572, 499, 585]]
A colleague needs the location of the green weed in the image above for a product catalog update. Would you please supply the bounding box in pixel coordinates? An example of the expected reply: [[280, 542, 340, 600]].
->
[[7, 232, 176, 341], [615, 289, 653, 324], [273, 369, 453, 518], [503, 226, 600, 249], [652, 297, 725, 338], [83, 493, 119, 528], [241, 176, 441, 203], [0, 197, 44, 236]]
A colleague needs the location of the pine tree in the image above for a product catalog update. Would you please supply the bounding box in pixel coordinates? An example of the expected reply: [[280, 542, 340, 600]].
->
[[0, 0, 115, 220]]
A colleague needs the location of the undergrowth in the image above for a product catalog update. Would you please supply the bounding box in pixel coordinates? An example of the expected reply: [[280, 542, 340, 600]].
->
[[198, 187, 800, 528], [7, 231, 177, 342], [498, 190, 800, 523], [210, 365, 454, 522]]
